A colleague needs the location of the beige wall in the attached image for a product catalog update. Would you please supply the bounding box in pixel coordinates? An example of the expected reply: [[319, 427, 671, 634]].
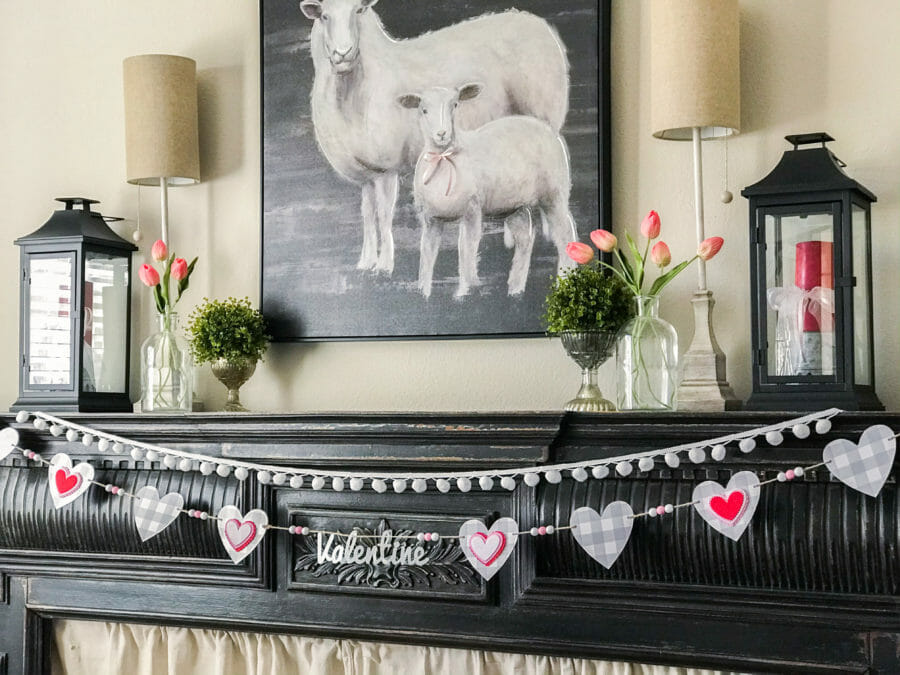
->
[[0, 1, 897, 413]]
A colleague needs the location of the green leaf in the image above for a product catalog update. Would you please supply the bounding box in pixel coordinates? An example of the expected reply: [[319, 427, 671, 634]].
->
[[648, 257, 696, 296], [177, 256, 199, 302], [624, 232, 645, 293]]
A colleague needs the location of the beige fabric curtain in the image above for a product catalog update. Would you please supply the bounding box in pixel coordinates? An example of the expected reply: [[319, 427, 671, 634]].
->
[[53, 619, 734, 675]]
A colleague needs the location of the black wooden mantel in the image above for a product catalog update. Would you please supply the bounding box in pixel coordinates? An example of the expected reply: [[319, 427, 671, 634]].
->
[[0, 411, 898, 674]]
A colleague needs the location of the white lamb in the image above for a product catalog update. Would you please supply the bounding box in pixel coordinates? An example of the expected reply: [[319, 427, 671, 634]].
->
[[401, 84, 576, 298], [299, 0, 569, 275]]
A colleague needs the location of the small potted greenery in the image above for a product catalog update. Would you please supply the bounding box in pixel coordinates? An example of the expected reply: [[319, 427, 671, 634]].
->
[[187, 297, 270, 412], [545, 252, 633, 412]]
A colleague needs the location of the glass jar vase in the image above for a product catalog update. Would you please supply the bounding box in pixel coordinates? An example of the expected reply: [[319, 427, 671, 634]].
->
[[616, 295, 678, 410], [141, 312, 193, 413]]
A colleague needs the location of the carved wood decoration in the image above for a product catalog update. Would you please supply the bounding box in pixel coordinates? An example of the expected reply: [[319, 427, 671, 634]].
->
[[0, 411, 897, 674]]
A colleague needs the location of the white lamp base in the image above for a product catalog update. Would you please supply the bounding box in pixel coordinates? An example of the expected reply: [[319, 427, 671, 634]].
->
[[677, 290, 741, 411]]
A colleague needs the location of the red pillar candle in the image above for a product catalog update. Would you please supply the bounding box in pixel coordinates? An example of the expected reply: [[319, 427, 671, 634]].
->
[[795, 241, 834, 331]]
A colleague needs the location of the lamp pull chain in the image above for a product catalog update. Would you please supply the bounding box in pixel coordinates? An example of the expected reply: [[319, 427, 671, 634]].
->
[[132, 185, 143, 243], [721, 136, 734, 204]]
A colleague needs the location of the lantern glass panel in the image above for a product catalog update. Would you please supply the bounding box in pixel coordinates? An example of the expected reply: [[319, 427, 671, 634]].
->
[[765, 210, 836, 379], [27, 254, 75, 388], [852, 204, 872, 386], [82, 252, 129, 393]]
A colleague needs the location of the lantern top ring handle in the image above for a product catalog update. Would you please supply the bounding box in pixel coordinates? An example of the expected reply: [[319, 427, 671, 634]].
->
[[55, 197, 99, 212]]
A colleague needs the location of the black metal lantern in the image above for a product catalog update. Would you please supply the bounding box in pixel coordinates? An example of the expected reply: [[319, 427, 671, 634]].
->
[[742, 133, 882, 410], [12, 198, 137, 412]]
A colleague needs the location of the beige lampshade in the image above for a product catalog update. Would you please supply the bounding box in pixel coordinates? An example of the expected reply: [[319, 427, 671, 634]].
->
[[651, 0, 740, 140], [123, 54, 200, 185]]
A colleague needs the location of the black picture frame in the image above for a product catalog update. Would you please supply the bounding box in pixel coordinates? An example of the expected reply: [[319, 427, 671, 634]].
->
[[260, 0, 611, 341]]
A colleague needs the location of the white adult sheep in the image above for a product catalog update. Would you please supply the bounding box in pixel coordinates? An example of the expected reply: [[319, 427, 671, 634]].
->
[[299, 0, 569, 275], [400, 84, 576, 298]]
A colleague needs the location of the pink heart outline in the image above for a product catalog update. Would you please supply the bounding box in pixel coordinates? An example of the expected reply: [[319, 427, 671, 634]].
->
[[224, 518, 257, 552], [468, 531, 507, 566], [54, 467, 83, 497]]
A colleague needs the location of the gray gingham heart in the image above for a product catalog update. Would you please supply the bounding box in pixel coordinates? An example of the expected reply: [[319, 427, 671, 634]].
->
[[133, 486, 184, 542], [823, 424, 895, 497], [570, 502, 634, 569]]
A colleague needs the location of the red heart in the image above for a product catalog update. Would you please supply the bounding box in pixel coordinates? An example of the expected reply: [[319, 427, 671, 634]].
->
[[225, 519, 257, 552], [55, 468, 82, 497], [709, 490, 746, 521], [468, 531, 506, 566]]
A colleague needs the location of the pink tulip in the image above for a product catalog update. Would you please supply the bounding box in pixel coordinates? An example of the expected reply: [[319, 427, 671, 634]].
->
[[640, 210, 661, 239], [151, 239, 168, 262], [139, 264, 160, 287], [697, 236, 725, 261], [650, 241, 671, 267], [590, 229, 617, 253], [566, 242, 595, 265], [170, 257, 188, 281]]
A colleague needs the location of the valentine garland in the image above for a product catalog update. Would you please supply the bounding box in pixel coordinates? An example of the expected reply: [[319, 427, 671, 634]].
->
[[2, 409, 896, 578]]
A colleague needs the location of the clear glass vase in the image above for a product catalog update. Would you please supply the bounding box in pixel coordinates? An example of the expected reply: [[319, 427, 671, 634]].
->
[[616, 295, 678, 410], [141, 312, 193, 413]]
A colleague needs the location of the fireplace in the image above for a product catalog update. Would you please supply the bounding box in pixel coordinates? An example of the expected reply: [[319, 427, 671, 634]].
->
[[0, 411, 896, 673]]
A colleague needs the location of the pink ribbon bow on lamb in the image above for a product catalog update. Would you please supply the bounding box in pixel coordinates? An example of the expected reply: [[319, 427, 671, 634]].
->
[[422, 149, 457, 197]]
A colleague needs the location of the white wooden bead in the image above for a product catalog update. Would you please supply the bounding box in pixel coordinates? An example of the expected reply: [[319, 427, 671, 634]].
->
[[530, 527, 539, 536], [545, 525, 555, 535]]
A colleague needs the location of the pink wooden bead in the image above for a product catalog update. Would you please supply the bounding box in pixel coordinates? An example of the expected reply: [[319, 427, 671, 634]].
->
[[656, 506, 666, 515], [538, 526, 547, 535], [785, 469, 795, 480], [424, 533, 432, 541], [111, 487, 120, 495]]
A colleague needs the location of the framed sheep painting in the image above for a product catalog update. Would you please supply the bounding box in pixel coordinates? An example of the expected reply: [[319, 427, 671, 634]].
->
[[261, 0, 611, 340]]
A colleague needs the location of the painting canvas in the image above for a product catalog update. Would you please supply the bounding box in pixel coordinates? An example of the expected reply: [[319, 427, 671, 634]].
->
[[261, 0, 609, 339]]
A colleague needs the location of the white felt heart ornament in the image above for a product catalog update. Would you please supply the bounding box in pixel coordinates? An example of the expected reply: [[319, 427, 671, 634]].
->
[[216, 505, 268, 564], [47, 453, 94, 509], [570, 502, 634, 569], [692, 470, 760, 541], [459, 517, 519, 581], [0, 427, 19, 462], [823, 424, 896, 497], [133, 486, 184, 542]]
